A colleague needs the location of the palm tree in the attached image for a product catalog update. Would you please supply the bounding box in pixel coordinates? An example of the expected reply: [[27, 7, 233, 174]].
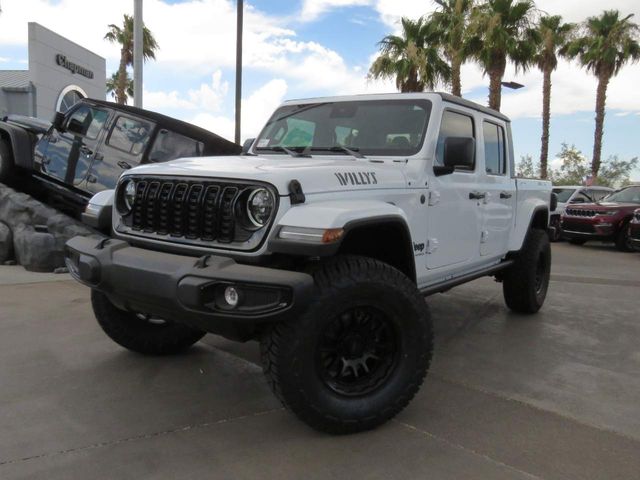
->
[[535, 15, 575, 179], [565, 10, 640, 177], [469, 0, 538, 111], [104, 14, 159, 105], [429, 0, 475, 97], [369, 17, 451, 92], [106, 71, 134, 103]]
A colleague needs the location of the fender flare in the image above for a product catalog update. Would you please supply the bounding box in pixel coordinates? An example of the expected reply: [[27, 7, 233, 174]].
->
[[268, 200, 413, 258], [509, 205, 549, 253], [0, 123, 35, 170]]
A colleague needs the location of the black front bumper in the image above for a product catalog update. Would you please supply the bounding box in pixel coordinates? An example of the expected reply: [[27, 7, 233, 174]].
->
[[65, 236, 315, 341]]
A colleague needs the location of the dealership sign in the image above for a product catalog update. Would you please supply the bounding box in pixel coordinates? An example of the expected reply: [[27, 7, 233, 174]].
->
[[55, 54, 94, 79]]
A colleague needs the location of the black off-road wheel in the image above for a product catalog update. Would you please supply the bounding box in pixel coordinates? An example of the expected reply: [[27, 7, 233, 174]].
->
[[91, 290, 206, 355], [0, 139, 15, 184], [260, 256, 433, 434], [614, 222, 633, 252], [503, 229, 551, 314]]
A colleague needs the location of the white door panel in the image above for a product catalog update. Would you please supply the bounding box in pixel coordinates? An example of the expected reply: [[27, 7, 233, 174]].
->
[[426, 173, 481, 269]]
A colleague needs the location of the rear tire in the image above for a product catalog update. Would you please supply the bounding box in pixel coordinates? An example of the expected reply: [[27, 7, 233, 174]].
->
[[260, 256, 433, 434], [503, 229, 551, 314], [91, 290, 206, 355], [0, 139, 15, 184]]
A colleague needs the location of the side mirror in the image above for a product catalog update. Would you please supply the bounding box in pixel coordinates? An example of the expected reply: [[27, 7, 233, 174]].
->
[[434, 137, 475, 176], [241, 138, 255, 155], [67, 118, 85, 135], [52, 111, 66, 132]]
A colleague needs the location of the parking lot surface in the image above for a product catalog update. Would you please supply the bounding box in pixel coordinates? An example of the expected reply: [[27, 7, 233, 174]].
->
[[1, 242, 639, 479]]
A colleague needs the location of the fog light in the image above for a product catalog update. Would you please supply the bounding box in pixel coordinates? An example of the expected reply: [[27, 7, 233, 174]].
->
[[224, 286, 239, 308]]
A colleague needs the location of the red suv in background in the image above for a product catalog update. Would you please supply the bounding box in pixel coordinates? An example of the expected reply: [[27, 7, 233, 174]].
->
[[630, 208, 640, 251], [561, 185, 640, 251]]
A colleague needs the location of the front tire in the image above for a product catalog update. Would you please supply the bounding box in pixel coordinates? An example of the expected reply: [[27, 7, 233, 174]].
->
[[503, 229, 551, 314], [91, 290, 206, 355], [615, 222, 633, 252], [260, 256, 433, 434]]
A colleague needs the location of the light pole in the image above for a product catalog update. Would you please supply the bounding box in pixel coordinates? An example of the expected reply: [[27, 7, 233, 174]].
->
[[234, 0, 243, 144], [133, 0, 143, 108]]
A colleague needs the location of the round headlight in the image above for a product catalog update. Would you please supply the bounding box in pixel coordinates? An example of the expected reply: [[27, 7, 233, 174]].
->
[[120, 180, 136, 214], [246, 188, 274, 227]]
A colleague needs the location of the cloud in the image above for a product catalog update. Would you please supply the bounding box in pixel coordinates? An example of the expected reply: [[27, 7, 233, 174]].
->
[[301, 0, 371, 21], [0, 57, 10, 63], [190, 78, 289, 142], [144, 69, 229, 111]]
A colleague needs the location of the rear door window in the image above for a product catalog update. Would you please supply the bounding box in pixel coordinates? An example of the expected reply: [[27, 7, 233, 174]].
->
[[483, 121, 506, 175], [107, 116, 152, 156], [149, 129, 204, 162]]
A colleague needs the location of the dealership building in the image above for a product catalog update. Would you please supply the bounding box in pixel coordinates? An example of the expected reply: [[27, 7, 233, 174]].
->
[[0, 22, 106, 121]]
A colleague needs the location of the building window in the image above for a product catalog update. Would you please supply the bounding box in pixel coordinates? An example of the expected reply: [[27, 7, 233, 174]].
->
[[56, 85, 87, 113]]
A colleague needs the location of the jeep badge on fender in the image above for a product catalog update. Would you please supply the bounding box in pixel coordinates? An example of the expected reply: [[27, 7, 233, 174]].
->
[[66, 93, 554, 435]]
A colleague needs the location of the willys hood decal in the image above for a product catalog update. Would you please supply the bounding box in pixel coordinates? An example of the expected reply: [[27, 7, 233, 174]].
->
[[127, 155, 408, 195]]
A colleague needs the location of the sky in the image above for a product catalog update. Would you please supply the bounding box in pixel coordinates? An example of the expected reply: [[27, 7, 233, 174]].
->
[[0, 0, 639, 179]]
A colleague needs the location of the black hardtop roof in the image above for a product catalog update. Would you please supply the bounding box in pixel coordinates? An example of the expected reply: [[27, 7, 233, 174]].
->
[[83, 98, 241, 155], [436, 92, 510, 122]]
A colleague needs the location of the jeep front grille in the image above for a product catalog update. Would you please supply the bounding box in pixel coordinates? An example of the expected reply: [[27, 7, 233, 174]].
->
[[122, 178, 246, 244], [565, 208, 596, 217]]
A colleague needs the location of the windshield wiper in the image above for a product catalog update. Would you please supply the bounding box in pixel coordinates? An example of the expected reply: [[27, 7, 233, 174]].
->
[[311, 146, 366, 159], [256, 146, 311, 158]]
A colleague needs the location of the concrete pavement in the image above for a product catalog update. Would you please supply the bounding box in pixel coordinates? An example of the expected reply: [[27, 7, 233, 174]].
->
[[1, 243, 639, 479]]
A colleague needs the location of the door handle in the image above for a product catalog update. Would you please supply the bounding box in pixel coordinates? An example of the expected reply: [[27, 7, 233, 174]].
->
[[118, 160, 132, 170], [500, 192, 513, 199], [79, 146, 93, 156], [469, 191, 486, 200]]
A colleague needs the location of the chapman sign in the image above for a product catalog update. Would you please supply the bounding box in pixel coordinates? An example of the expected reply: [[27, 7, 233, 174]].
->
[[55, 54, 94, 79]]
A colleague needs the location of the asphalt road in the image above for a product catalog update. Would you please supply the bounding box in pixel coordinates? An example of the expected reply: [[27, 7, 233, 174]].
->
[[1, 242, 639, 479]]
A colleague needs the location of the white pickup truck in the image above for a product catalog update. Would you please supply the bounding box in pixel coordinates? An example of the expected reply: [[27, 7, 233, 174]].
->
[[66, 93, 554, 434]]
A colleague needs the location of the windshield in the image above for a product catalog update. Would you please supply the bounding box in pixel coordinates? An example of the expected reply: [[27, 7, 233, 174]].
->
[[553, 188, 578, 203], [601, 186, 640, 204], [254, 99, 432, 157]]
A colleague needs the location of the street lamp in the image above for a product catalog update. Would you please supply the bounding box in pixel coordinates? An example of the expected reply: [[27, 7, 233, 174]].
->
[[501, 81, 525, 90], [235, 0, 243, 144]]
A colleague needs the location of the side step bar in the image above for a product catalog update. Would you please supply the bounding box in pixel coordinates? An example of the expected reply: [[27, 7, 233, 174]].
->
[[420, 260, 514, 297]]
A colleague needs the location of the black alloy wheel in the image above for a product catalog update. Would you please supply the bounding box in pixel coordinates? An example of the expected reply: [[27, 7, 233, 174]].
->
[[317, 306, 399, 397]]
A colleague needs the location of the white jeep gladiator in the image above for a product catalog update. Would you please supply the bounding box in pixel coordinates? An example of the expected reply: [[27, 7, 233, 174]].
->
[[66, 93, 554, 434]]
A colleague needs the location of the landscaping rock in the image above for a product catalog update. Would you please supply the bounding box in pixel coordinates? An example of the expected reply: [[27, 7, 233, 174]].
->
[[0, 183, 98, 272], [0, 221, 13, 262]]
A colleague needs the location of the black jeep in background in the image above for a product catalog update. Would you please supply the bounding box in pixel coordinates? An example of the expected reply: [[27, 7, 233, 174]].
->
[[0, 99, 240, 210]]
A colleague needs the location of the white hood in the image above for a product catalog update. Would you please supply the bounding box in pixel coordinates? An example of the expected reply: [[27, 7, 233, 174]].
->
[[127, 155, 408, 195]]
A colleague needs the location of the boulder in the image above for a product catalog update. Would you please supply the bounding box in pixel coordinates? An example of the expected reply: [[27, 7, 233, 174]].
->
[[0, 183, 97, 272], [0, 221, 13, 262]]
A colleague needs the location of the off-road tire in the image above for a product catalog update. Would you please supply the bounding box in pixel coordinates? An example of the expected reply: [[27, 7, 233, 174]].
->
[[0, 139, 15, 184], [614, 222, 633, 252], [503, 229, 551, 314], [91, 290, 206, 355], [568, 238, 586, 245], [260, 256, 433, 434]]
